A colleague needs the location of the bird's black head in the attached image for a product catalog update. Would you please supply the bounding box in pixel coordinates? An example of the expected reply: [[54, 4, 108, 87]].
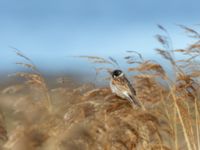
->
[[112, 69, 123, 78]]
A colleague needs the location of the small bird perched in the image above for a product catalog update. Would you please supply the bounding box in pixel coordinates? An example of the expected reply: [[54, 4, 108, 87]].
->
[[110, 69, 142, 108]]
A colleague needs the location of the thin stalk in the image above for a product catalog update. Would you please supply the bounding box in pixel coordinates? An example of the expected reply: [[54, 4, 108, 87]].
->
[[195, 98, 200, 150], [171, 92, 193, 150]]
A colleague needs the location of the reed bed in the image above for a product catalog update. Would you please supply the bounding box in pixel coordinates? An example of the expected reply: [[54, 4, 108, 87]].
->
[[0, 25, 200, 150]]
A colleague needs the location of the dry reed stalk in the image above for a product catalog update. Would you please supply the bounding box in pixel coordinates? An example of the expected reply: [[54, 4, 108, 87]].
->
[[185, 102, 197, 150], [195, 98, 200, 150], [12, 49, 52, 112], [171, 89, 193, 150]]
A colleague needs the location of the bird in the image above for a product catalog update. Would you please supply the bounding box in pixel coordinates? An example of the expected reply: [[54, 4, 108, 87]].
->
[[110, 69, 142, 108]]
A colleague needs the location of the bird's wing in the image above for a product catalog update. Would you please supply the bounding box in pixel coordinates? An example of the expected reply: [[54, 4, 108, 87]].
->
[[113, 77, 141, 107], [114, 76, 136, 96], [123, 91, 141, 107], [124, 77, 136, 96]]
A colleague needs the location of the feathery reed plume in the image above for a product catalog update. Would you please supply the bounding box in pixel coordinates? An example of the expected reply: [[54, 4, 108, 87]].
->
[[154, 25, 200, 149], [11, 49, 52, 112], [178, 24, 200, 38]]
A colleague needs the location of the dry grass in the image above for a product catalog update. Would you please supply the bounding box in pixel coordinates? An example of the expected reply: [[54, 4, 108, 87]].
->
[[0, 25, 200, 150]]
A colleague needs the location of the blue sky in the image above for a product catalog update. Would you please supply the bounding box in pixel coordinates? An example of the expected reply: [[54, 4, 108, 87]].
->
[[0, 0, 200, 73]]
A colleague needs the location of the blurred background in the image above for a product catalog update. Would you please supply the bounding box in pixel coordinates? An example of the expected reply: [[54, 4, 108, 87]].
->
[[0, 0, 200, 82]]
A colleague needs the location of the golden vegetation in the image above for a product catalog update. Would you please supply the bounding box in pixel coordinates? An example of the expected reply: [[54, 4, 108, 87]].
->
[[0, 25, 200, 149]]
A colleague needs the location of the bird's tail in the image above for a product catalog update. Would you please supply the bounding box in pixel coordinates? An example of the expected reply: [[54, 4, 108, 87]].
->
[[127, 95, 145, 110]]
